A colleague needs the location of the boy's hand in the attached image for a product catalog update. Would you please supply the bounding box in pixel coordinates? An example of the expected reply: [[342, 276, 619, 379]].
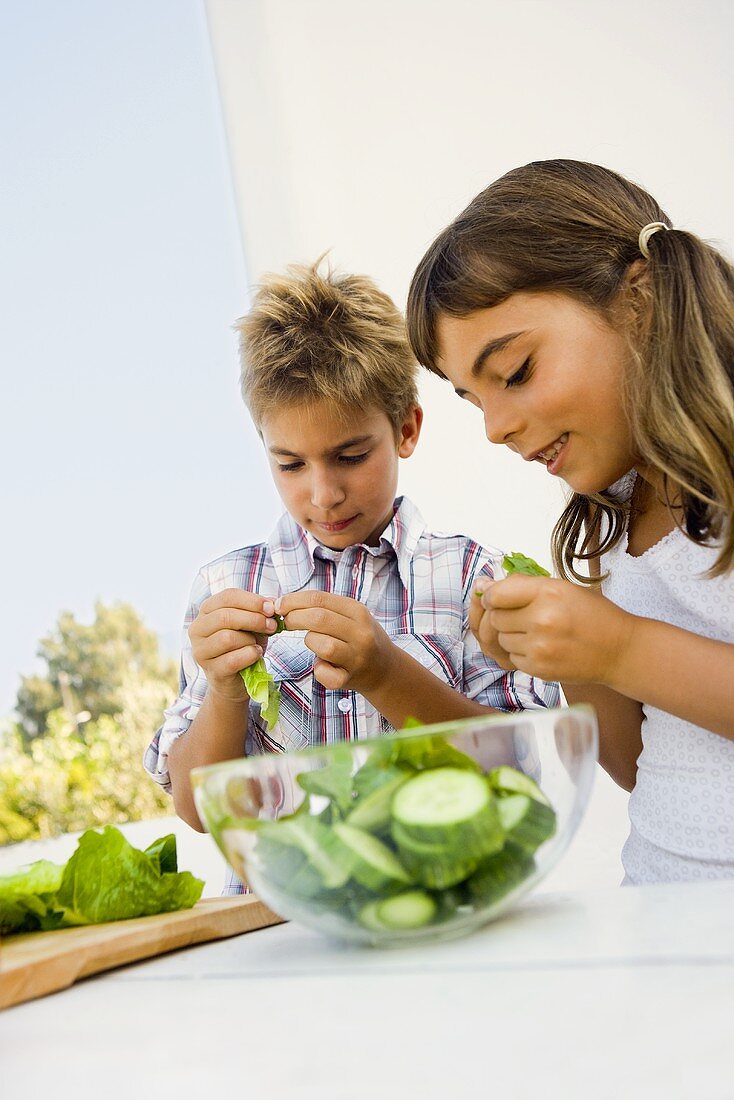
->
[[275, 591, 395, 694], [473, 575, 634, 686], [189, 589, 280, 702]]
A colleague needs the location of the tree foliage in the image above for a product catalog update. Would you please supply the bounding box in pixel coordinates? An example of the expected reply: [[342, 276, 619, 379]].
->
[[15, 602, 177, 741], [1, 603, 179, 845]]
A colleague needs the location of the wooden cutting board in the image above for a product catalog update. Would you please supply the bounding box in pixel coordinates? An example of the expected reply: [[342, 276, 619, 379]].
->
[[0, 894, 284, 1011]]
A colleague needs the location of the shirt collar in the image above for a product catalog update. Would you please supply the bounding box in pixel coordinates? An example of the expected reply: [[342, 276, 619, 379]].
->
[[267, 496, 425, 594]]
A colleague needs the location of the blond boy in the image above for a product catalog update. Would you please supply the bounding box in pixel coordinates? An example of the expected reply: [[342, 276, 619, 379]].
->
[[145, 262, 559, 878]]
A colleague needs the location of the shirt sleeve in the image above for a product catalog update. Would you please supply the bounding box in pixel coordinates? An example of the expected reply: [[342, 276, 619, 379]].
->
[[143, 568, 251, 792], [460, 546, 561, 712]]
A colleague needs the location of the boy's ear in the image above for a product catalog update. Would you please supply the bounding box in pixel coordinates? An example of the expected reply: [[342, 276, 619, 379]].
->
[[397, 405, 423, 458]]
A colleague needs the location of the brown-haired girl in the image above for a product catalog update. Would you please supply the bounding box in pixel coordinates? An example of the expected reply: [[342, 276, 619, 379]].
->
[[407, 159, 734, 884]]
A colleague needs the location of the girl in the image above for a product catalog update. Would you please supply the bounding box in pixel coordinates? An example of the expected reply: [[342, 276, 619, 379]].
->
[[406, 159, 734, 884]]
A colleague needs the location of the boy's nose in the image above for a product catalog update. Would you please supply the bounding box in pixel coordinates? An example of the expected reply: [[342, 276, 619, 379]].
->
[[310, 474, 346, 510]]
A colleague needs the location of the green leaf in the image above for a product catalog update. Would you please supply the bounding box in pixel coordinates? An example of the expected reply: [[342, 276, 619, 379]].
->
[[0, 859, 64, 935], [143, 833, 178, 874], [0, 827, 203, 935], [296, 751, 355, 813], [54, 827, 203, 926], [501, 552, 550, 577], [240, 658, 280, 729]]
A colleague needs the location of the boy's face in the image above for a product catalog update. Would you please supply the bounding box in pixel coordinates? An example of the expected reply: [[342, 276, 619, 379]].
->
[[261, 400, 422, 550]]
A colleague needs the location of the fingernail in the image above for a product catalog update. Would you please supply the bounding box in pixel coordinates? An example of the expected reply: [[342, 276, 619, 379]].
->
[[475, 579, 493, 596], [273, 597, 282, 614], [265, 618, 277, 632], [262, 599, 275, 616]]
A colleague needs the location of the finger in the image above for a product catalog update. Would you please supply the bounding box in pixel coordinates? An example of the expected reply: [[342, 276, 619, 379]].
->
[[195, 628, 259, 661], [302, 631, 353, 669], [199, 588, 267, 616], [489, 608, 531, 633], [282, 605, 354, 639], [311, 658, 350, 691], [276, 590, 358, 619], [468, 589, 485, 636], [487, 574, 544, 610], [210, 643, 264, 678], [192, 605, 277, 640], [497, 631, 527, 660]]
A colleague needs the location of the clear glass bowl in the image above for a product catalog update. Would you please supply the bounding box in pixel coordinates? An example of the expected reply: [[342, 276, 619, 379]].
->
[[192, 705, 597, 946]]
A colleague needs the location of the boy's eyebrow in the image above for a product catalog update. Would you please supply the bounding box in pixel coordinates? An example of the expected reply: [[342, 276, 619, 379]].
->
[[269, 434, 375, 457], [470, 331, 526, 378]]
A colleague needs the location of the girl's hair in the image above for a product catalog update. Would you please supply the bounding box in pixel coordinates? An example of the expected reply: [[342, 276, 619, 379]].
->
[[406, 159, 734, 578], [236, 257, 418, 437]]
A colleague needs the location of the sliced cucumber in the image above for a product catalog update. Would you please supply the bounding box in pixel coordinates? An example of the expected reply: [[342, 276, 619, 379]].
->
[[391, 821, 478, 889], [487, 765, 551, 807], [466, 842, 536, 905], [357, 889, 437, 931], [259, 817, 350, 889], [331, 822, 411, 892], [391, 767, 504, 862], [497, 793, 556, 853], [346, 771, 409, 832]]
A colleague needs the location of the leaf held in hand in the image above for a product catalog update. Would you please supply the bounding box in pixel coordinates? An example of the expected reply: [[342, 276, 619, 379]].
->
[[502, 552, 550, 577]]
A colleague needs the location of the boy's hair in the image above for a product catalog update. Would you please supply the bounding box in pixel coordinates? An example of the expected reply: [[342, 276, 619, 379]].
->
[[406, 159, 734, 578], [236, 259, 418, 436]]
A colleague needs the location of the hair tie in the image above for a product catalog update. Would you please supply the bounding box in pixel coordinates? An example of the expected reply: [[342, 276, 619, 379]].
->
[[638, 221, 669, 258]]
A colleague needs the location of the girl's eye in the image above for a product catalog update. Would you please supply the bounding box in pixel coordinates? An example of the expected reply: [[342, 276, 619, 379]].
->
[[339, 453, 368, 465], [506, 358, 532, 388], [278, 461, 304, 472]]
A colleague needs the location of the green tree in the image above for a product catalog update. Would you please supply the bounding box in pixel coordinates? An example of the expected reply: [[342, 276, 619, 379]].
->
[[0, 602, 180, 844], [15, 602, 177, 741]]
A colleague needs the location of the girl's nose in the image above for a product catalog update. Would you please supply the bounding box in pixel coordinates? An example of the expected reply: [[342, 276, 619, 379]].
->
[[483, 401, 521, 446]]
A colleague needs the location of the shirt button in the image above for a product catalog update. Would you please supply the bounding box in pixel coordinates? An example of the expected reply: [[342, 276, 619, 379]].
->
[[337, 697, 351, 713]]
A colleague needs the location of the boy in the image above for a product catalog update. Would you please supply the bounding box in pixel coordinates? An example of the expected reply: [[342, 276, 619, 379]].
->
[[144, 261, 559, 873]]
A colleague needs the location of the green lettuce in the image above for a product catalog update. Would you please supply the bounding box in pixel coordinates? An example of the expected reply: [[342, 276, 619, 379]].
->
[[502, 552, 551, 577], [239, 613, 286, 729], [0, 826, 203, 936]]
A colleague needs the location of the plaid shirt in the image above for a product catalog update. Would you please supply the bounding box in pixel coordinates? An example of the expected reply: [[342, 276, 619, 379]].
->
[[144, 497, 559, 892]]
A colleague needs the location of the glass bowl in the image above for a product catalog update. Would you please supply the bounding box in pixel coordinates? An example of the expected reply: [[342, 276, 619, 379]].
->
[[192, 705, 597, 946]]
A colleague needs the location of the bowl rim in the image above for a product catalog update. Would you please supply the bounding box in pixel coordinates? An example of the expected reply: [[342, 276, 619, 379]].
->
[[190, 703, 597, 788]]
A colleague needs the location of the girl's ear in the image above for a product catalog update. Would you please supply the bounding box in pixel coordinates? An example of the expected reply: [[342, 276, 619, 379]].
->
[[397, 404, 423, 458]]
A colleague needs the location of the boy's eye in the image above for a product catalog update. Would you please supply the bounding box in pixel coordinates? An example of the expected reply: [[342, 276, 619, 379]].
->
[[338, 452, 368, 465], [277, 461, 304, 472], [506, 358, 532, 388]]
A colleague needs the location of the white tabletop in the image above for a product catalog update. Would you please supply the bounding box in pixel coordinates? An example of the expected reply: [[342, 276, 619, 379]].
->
[[2, 880, 733, 1100]]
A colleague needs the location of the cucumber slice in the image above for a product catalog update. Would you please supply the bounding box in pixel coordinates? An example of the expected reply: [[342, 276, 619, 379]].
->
[[346, 771, 409, 832], [391, 767, 504, 861], [466, 842, 536, 905], [497, 794, 556, 853], [331, 822, 411, 892], [258, 817, 350, 889], [487, 765, 551, 807], [358, 889, 437, 931], [391, 821, 478, 889]]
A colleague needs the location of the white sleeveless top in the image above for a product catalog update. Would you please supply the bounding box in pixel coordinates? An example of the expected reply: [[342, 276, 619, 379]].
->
[[601, 496, 734, 885]]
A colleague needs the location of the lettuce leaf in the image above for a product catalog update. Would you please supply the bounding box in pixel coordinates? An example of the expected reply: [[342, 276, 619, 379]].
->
[[241, 657, 280, 729], [0, 826, 203, 936], [502, 552, 550, 577]]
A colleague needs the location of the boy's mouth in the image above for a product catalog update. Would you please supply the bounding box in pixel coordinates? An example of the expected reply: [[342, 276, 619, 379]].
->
[[317, 514, 359, 533]]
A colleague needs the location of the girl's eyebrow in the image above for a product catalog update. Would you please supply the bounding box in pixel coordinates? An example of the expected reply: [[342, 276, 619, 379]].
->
[[269, 434, 374, 458], [471, 331, 526, 377]]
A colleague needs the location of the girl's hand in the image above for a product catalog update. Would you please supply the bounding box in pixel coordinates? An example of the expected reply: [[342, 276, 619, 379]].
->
[[189, 589, 279, 702], [469, 579, 515, 670], [275, 591, 395, 693], [474, 575, 634, 686]]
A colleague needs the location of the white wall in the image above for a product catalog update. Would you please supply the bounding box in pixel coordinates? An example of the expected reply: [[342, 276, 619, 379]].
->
[[204, 0, 733, 562]]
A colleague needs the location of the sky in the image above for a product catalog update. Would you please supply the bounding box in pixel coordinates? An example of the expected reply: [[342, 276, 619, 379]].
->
[[0, 1, 282, 716]]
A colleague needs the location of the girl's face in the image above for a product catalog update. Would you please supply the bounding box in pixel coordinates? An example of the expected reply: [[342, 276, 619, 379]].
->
[[435, 291, 637, 496]]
